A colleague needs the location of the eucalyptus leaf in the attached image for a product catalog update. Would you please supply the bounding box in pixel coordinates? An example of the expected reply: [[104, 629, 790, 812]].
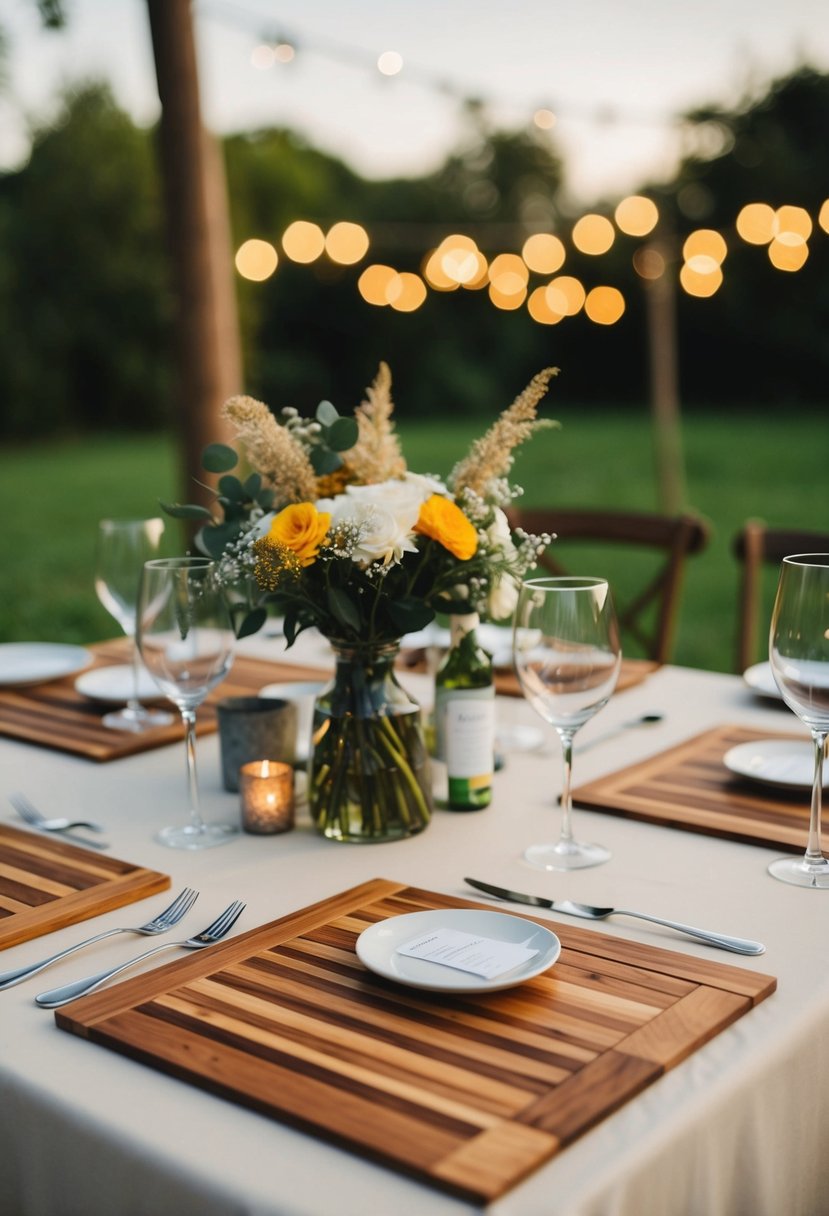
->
[[202, 443, 238, 473], [159, 500, 214, 522], [243, 472, 262, 497], [327, 416, 359, 452], [200, 521, 242, 558], [310, 447, 343, 475], [218, 474, 245, 501], [328, 587, 361, 632], [315, 400, 339, 426]]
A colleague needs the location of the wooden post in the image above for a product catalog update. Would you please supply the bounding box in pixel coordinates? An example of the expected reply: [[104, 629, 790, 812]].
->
[[643, 236, 686, 514], [146, 0, 241, 506]]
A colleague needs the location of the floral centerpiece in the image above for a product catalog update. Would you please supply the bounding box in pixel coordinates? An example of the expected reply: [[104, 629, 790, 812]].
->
[[164, 364, 558, 842]]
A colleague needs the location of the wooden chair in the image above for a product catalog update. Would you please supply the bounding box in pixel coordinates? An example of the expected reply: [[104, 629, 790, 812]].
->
[[506, 507, 710, 664], [731, 520, 829, 672]]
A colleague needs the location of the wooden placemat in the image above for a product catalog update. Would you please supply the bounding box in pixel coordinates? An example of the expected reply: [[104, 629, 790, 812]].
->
[[397, 654, 659, 698], [0, 639, 331, 763], [56, 878, 775, 1204], [572, 724, 818, 852], [0, 824, 170, 950]]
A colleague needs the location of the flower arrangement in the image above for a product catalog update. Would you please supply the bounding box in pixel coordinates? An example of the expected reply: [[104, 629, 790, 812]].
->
[[164, 362, 558, 649]]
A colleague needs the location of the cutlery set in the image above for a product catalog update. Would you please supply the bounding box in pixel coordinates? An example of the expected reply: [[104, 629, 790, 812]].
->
[[0, 880, 246, 1007]]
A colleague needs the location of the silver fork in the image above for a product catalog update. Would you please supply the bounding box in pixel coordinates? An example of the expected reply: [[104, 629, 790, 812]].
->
[[11, 792, 107, 839], [35, 901, 246, 1008], [0, 887, 199, 990]]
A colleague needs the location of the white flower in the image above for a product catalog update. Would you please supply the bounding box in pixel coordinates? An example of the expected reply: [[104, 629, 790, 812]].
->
[[487, 572, 519, 622], [317, 478, 422, 567], [485, 507, 520, 621]]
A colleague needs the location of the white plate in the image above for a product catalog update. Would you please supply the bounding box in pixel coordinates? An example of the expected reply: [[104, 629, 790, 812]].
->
[[0, 643, 92, 688], [355, 908, 561, 994], [74, 664, 164, 705], [742, 662, 783, 701], [723, 739, 827, 789]]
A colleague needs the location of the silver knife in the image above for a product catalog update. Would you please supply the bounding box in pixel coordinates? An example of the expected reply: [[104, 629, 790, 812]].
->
[[464, 877, 766, 956]]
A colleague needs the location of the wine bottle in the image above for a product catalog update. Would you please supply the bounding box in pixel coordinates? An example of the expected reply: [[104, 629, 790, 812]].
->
[[434, 613, 495, 810]]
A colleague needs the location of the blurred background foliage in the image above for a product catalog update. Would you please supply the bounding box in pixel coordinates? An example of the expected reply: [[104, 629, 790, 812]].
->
[[0, 64, 828, 437]]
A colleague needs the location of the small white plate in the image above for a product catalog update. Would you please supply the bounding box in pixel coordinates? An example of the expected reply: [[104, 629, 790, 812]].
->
[[742, 662, 782, 701], [0, 643, 92, 688], [75, 664, 164, 705], [723, 739, 827, 789], [356, 908, 561, 994]]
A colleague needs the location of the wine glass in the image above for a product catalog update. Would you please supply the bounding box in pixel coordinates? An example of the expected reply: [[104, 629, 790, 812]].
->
[[768, 553, 829, 888], [137, 557, 237, 850], [94, 519, 174, 732], [513, 576, 622, 870]]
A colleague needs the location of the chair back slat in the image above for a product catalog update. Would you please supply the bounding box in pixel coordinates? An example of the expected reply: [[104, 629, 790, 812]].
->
[[731, 520, 829, 672], [507, 508, 710, 664]]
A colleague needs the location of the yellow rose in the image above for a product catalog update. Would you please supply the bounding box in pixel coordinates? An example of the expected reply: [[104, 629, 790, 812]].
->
[[267, 503, 331, 567], [414, 495, 478, 560]]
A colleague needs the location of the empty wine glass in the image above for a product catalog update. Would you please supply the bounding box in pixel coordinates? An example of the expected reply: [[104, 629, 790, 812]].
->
[[94, 518, 174, 732], [513, 576, 622, 870], [137, 557, 236, 850], [768, 553, 829, 888]]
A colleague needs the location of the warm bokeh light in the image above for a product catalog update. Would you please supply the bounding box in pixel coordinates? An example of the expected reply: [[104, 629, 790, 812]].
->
[[460, 251, 489, 289], [377, 51, 403, 75], [488, 253, 529, 296], [768, 239, 809, 271], [488, 283, 527, 310], [251, 44, 275, 70], [274, 43, 295, 63], [820, 200, 829, 234], [545, 275, 585, 316], [325, 221, 370, 265], [423, 249, 459, 291], [442, 239, 484, 285], [235, 239, 278, 281], [614, 196, 659, 237], [679, 263, 723, 297], [774, 205, 812, 244], [533, 108, 556, 130], [572, 214, 615, 255], [632, 246, 665, 280], [357, 264, 398, 306], [736, 202, 776, 245], [282, 220, 325, 263], [521, 233, 566, 275], [388, 272, 427, 311], [682, 229, 727, 265], [584, 286, 625, 324], [527, 286, 564, 324]]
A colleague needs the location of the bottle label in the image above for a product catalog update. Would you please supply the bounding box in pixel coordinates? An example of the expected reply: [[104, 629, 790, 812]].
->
[[443, 689, 495, 779]]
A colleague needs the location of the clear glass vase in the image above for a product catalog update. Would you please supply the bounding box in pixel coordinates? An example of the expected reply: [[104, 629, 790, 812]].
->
[[309, 639, 433, 842]]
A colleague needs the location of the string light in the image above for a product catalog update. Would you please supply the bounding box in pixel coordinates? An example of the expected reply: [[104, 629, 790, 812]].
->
[[234, 193, 825, 323]]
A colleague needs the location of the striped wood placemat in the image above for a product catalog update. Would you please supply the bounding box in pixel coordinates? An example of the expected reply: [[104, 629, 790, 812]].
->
[[56, 878, 775, 1203], [572, 723, 818, 851], [0, 639, 331, 763], [0, 824, 169, 949]]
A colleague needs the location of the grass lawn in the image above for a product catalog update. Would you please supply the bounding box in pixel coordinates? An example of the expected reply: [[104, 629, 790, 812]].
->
[[2, 406, 826, 672]]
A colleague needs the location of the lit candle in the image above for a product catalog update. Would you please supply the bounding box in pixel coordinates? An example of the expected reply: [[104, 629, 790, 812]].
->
[[239, 760, 295, 834]]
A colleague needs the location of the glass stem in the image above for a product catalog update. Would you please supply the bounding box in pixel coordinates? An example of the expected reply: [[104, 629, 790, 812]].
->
[[557, 728, 576, 844], [181, 708, 204, 832], [126, 634, 142, 714], [804, 730, 828, 865]]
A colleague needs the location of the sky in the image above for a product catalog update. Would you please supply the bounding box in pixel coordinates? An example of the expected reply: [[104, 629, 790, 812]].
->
[[2, 0, 828, 204]]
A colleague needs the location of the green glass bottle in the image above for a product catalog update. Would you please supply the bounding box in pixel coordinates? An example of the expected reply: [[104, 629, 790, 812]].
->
[[434, 613, 495, 810]]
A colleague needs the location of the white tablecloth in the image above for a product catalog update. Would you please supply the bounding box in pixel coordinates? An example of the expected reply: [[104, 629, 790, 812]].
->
[[2, 635, 828, 1216]]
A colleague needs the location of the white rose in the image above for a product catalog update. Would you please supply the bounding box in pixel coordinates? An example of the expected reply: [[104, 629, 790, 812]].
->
[[318, 480, 421, 567]]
